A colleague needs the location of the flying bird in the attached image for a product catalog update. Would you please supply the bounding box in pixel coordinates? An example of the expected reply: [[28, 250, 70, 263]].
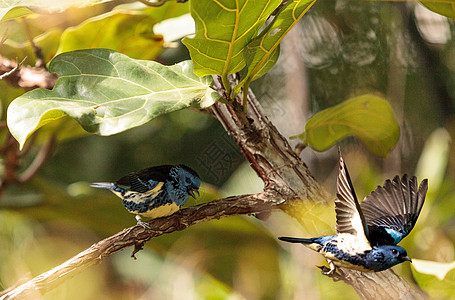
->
[[279, 153, 428, 274], [91, 165, 200, 228]]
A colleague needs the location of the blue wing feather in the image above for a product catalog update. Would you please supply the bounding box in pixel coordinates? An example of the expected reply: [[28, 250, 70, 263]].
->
[[361, 175, 428, 245], [115, 166, 173, 193], [127, 174, 159, 193]]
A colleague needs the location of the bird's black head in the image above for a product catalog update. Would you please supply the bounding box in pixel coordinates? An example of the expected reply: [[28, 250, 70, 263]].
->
[[173, 165, 200, 199], [368, 245, 411, 272]]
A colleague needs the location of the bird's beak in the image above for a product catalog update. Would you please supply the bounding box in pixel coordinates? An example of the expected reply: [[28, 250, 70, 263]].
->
[[188, 186, 200, 199], [402, 256, 412, 263]]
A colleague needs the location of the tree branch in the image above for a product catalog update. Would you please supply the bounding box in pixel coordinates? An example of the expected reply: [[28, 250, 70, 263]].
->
[[18, 135, 56, 183], [0, 194, 273, 299], [0, 55, 57, 89], [338, 269, 428, 300], [210, 76, 330, 206]]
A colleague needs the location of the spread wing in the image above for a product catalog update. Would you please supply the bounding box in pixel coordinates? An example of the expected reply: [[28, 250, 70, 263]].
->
[[116, 165, 174, 193], [335, 152, 371, 250], [360, 175, 428, 245]]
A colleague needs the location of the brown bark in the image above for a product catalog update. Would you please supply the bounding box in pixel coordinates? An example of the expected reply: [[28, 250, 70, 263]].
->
[[339, 269, 428, 300], [0, 55, 57, 89]]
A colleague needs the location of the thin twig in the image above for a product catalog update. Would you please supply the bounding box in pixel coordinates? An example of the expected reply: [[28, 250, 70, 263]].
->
[[16, 131, 38, 158], [0, 55, 58, 89], [2, 136, 19, 183], [19, 136, 56, 183], [22, 19, 45, 68], [0, 57, 26, 80], [0, 132, 16, 155], [0, 29, 8, 46], [137, 0, 186, 7]]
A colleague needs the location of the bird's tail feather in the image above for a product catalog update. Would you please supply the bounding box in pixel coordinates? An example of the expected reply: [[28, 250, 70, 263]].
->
[[90, 182, 114, 190], [278, 236, 316, 244]]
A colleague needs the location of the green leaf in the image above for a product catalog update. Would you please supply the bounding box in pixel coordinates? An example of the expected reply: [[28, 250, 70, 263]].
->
[[295, 94, 400, 157], [242, 45, 280, 83], [421, 2, 455, 19], [412, 259, 455, 299], [57, 10, 164, 60], [182, 0, 281, 77], [412, 259, 455, 281], [7, 49, 221, 149], [0, 0, 111, 21], [415, 128, 451, 193], [142, 1, 189, 22], [0, 6, 33, 21], [241, 0, 317, 84], [1, 29, 62, 66]]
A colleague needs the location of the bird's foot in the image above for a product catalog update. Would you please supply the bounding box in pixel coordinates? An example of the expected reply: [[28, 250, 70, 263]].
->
[[318, 265, 334, 275], [317, 266, 343, 282], [135, 215, 151, 229]]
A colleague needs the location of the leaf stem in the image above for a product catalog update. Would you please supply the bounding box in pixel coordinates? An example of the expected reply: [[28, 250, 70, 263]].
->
[[242, 85, 248, 112], [241, 79, 252, 112], [21, 18, 45, 68], [231, 85, 241, 99], [221, 75, 232, 98], [216, 97, 229, 105]]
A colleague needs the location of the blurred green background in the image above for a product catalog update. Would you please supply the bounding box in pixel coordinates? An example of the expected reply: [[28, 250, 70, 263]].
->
[[0, 0, 454, 299]]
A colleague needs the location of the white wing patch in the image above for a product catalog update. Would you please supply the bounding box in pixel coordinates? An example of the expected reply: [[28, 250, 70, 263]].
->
[[335, 153, 372, 251], [350, 211, 371, 250], [333, 233, 370, 254]]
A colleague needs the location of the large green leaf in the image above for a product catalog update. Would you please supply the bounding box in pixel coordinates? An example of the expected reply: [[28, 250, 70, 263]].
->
[[0, 6, 33, 21], [412, 259, 455, 299], [240, 0, 317, 85], [182, 0, 281, 77], [413, 259, 455, 281], [0, 0, 111, 21], [295, 95, 400, 157], [421, 1, 455, 19], [7, 49, 221, 149], [57, 10, 164, 60], [0, 29, 61, 66], [415, 128, 451, 194]]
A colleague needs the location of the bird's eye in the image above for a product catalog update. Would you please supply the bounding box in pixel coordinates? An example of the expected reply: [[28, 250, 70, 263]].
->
[[185, 177, 191, 184], [392, 249, 398, 255]]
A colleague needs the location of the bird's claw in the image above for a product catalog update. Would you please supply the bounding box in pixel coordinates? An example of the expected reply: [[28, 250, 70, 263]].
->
[[135, 215, 151, 229], [317, 265, 342, 281], [317, 265, 333, 275], [137, 220, 151, 229]]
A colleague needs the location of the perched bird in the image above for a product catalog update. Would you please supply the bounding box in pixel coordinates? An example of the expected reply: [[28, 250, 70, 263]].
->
[[279, 153, 428, 274], [91, 165, 200, 228]]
